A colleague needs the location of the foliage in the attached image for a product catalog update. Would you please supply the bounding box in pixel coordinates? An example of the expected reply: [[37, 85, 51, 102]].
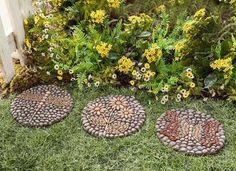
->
[[21, 0, 236, 102]]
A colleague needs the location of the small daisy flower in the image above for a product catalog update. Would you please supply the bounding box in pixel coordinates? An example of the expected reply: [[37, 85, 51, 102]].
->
[[180, 89, 187, 94], [163, 95, 169, 101], [54, 65, 59, 70], [57, 70, 63, 76], [57, 76, 63, 80], [144, 77, 150, 82], [186, 68, 192, 72], [144, 63, 150, 69], [177, 93, 182, 99], [132, 70, 137, 76], [112, 74, 117, 79], [41, 53, 45, 57], [141, 67, 146, 72], [71, 77, 76, 81], [94, 81, 100, 87], [87, 83, 91, 87], [69, 69, 74, 75], [161, 99, 166, 105], [88, 74, 93, 80], [189, 82, 195, 88], [136, 73, 142, 80], [138, 62, 143, 66], [46, 71, 51, 75], [176, 98, 181, 102], [130, 80, 135, 86]]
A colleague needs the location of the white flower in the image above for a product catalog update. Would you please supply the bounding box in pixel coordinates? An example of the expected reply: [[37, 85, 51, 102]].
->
[[144, 77, 150, 82], [41, 53, 45, 57], [94, 81, 100, 87], [54, 65, 59, 70], [186, 68, 192, 72], [87, 83, 91, 87], [141, 67, 146, 72], [163, 95, 169, 101], [71, 77, 76, 81], [138, 62, 143, 66], [136, 73, 142, 80], [69, 69, 74, 74], [112, 74, 117, 79], [49, 47, 53, 52], [176, 98, 181, 102], [161, 99, 166, 105], [88, 74, 93, 80], [46, 71, 51, 75], [177, 93, 182, 99]]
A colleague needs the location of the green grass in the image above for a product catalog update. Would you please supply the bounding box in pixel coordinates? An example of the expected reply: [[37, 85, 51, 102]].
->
[[0, 86, 236, 170]]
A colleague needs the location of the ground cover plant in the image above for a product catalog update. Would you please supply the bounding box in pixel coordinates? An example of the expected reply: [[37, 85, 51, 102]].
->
[[1, 0, 235, 102], [0, 86, 236, 170]]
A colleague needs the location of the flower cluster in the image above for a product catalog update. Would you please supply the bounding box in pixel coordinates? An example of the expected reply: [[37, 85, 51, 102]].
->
[[118, 56, 133, 73], [125, 13, 153, 32], [144, 44, 162, 63], [107, 0, 121, 8], [210, 58, 234, 79], [90, 10, 106, 24], [96, 42, 112, 58]]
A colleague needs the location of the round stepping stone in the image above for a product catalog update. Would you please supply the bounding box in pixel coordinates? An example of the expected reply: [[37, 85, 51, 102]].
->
[[82, 95, 146, 138], [11, 85, 73, 127], [156, 109, 225, 155]]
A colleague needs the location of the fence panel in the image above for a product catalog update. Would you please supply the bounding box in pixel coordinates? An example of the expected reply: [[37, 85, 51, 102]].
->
[[0, 0, 32, 83]]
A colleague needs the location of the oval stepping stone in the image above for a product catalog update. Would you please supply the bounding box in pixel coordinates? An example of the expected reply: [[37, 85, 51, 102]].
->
[[11, 85, 73, 127], [156, 109, 225, 155], [82, 95, 146, 138]]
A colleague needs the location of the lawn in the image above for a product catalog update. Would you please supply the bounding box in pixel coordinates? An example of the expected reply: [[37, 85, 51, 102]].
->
[[0, 86, 236, 170]]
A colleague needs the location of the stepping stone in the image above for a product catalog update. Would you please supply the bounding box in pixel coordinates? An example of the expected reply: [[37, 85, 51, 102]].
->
[[82, 95, 146, 138], [11, 85, 73, 127], [156, 109, 225, 155]]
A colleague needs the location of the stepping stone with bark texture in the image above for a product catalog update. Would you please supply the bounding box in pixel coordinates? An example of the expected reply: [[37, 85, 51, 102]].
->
[[156, 109, 225, 155], [11, 85, 73, 127], [82, 95, 146, 138]]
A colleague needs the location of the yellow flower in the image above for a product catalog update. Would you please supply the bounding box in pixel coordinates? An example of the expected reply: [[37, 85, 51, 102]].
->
[[186, 71, 194, 79], [96, 42, 112, 58], [155, 5, 166, 14], [144, 70, 152, 78], [34, 16, 40, 24], [180, 89, 186, 94], [90, 10, 106, 24], [183, 90, 190, 98], [130, 80, 135, 86], [57, 70, 63, 76], [25, 39, 31, 48], [132, 70, 137, 76], [83, 79, 88, 84], [210, 57, 234, 79], [125, 13, 153, 32], [57, 76, 63, 80], [24, 19, 28, 25], [144, 63, 150, 69], [189, 82, 196, 88], [118, 56, 133, 73], [144, 44, 162, 63], [107, 0, 121, 8], [194, 8, 206, 20]]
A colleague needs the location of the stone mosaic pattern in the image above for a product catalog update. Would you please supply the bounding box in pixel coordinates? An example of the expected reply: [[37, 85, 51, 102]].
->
[[82, 95, 146, 138], [11, 85, 73, 127], [156, 109, 225, 155]]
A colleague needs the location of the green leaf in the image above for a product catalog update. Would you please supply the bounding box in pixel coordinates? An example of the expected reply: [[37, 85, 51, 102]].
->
[[204, 73, 217, 88]]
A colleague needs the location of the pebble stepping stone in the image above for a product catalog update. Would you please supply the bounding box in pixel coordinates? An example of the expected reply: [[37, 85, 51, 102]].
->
[[156, 109, 225, 155], [11, 85, 73, 127], [82, 95, 146, 138]]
